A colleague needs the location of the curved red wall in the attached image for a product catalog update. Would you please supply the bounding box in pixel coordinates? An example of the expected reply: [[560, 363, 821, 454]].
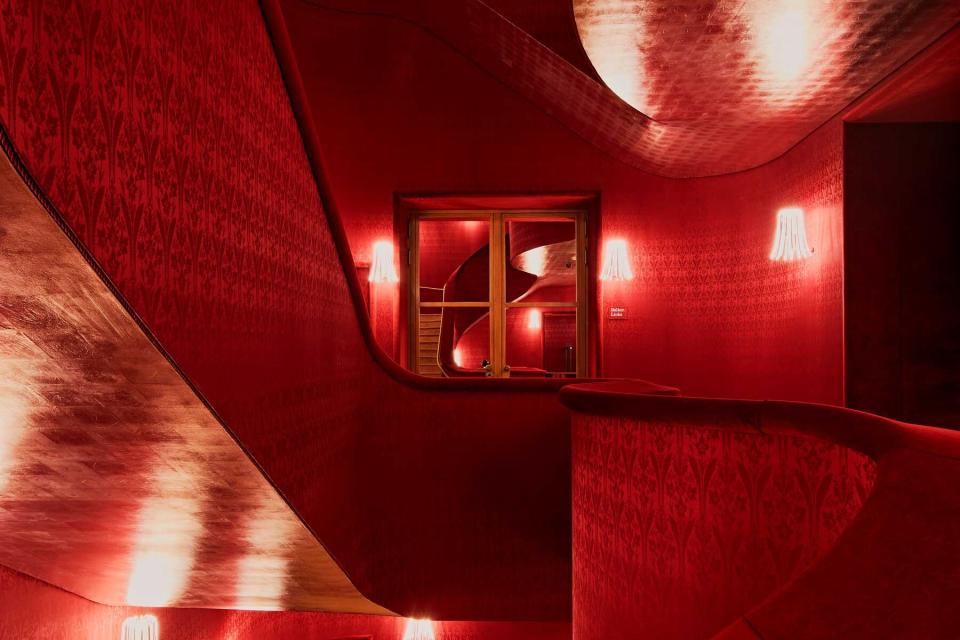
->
[[0, 0, 576, 620], [571, 410, 875, 639], [280, 2, 844, 404]]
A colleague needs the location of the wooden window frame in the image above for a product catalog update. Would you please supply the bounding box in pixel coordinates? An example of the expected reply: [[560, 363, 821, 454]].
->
[[408, 209, 589, 378]]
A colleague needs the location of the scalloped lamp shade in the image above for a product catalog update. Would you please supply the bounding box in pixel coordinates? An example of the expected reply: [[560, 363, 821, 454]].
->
[[769, 207, 813, 261], [121, 615, 159, 640], [369, 240, 399, 283], [599, 238, 634, 281]]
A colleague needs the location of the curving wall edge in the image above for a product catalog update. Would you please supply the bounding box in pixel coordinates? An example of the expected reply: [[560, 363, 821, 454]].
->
[[0, 0, 672, 621], [562, 382, 960, 639]]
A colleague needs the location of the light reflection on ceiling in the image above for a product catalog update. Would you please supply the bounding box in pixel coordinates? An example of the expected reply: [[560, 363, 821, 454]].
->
[[514, 240, 577, 289], [0, 150, 390, 614], [125, 467, 204, 607], [572, 0, 959, 172], [0, 360, 29, 494], [234, 494, 301, 610], [297, 0, 960, 176]]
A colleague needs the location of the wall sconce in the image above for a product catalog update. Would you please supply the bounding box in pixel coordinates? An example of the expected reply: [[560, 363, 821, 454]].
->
[[453, 347, 464, 367], [599, 238, 634, 281], [121, 614, 159, 640], [769, 207, 813, 261], [527, 309, 542, 330], [403, 618, 436, 640], [369, 240, 399, 283]]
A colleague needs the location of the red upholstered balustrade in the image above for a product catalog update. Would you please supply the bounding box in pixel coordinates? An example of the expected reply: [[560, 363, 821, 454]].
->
[[0, 0, 680, 621], [563, 382, 960, 639]]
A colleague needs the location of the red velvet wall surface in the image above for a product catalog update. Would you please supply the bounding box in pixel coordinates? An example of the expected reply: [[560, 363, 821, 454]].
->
[[0, 0, 576, 620], [281, 2, 845, 404], [844, 123, 960, 427], [604, 122, 844, 404], [0, 565, 570, 640], [571, 410, 876, 639]]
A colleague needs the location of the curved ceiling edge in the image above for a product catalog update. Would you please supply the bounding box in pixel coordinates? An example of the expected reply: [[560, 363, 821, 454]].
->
[[297, 0, 960, 178], [297, 0, 675, 176]]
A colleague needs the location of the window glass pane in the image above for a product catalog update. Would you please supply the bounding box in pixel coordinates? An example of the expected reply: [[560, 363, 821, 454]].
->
[[418, 218, 489, 302], [450, 312, 490, 374], [416, 308, 444, 376], [505, 307, 577, 378], [418, 307, 490, 377], [505, 218, 577, 304]]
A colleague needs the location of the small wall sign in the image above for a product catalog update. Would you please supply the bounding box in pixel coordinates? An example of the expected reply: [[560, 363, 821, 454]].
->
[[608, 306, 628, 319]]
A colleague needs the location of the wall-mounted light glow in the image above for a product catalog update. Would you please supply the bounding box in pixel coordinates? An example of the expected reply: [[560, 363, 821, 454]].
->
[[403, 618, 436, 640], [453, 347, 464, 368], [769, 207, 813, 261], [368, 240, 399, 283], [599, 238, 634, 281], [121, 614, 158, 640], [527, 309, 542, 330]]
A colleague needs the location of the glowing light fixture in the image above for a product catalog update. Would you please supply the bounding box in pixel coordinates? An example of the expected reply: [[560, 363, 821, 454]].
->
[[403, 618, 436, 640], [599, 238, 634, 281], [453, 347, 464, 367], [527, 309, 542, 330], [769, 207, 813, 261], [121, 614, 158, 640], [369, 240, 399, 283]]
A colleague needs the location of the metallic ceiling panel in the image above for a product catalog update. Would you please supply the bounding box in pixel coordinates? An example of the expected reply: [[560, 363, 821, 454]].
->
[[300, 0, 959, 176], [571, 0, 960, 172], [0, 149, 390, 615]]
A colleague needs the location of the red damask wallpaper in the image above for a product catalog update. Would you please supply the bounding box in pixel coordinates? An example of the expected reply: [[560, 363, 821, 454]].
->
[[0, 0, 573, 621], [572, 412, 876, 640], [280, 3, 846, 404], [603, 122, 845, 403]]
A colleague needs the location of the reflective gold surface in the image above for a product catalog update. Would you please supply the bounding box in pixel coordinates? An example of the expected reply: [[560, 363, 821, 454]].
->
[[0, 151, 390, 614], [294, 0, 958, 176], [574, 0, 960, 122]]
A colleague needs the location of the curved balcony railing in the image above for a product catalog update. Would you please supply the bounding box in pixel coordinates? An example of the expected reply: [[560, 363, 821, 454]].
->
[[561, 381, 960, 639]]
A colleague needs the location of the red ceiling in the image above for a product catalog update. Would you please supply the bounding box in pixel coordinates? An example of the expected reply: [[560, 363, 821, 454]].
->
[[299, 0, 959, 177], [845, 22, 960, 122], [482, 0, 599, 79]]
